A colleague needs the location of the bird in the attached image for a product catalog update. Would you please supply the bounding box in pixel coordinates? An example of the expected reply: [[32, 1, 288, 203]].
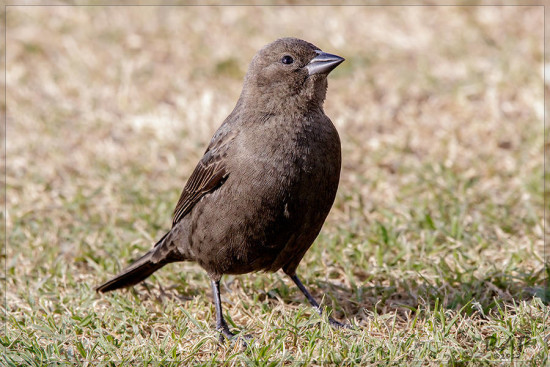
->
[[96, 37, 347, 342]]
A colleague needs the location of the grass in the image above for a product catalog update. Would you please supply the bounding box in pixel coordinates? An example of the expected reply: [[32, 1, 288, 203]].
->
[[3, 4, 548, 366]]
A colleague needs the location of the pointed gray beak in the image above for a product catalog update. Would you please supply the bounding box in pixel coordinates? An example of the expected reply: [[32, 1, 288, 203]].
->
[[305, 50, 345, 76]]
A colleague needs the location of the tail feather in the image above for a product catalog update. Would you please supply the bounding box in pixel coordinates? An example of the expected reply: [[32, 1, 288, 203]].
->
[[96, 232, 175, 293]]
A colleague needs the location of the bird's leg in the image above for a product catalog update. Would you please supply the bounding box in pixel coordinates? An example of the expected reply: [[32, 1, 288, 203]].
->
[[289, 274, 350, 329], [211, 280, 235, 342]]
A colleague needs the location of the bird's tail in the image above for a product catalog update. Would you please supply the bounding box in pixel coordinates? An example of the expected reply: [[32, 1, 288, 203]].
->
[[96, 232, 176, 293]]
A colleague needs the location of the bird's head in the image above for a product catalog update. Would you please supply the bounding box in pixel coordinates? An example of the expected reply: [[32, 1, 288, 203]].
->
[[241, 38, 344, 114]]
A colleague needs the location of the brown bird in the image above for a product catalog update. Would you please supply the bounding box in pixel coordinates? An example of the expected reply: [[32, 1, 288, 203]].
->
[[96, 37, 346, 341]]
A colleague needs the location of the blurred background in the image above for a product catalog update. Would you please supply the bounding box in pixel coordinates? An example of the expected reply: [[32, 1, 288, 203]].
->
[[3, 3, 546, 361]]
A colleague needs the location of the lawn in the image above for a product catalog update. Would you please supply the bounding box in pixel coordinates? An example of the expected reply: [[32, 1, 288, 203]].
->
[[3, 4, 548, 365]]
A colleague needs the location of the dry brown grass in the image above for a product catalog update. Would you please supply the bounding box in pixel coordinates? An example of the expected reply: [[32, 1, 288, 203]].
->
[[4, 5, 547, 365]]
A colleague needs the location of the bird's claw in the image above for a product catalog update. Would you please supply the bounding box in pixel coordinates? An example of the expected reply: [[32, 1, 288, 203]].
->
[[328, 317, 353, 330], [217, 326, 252, 348], [217, 326, 235, 343]]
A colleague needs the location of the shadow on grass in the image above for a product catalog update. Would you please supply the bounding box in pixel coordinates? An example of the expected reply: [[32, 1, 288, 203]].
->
[[303, 266, 550, 321], [121, 265, 548, 325]]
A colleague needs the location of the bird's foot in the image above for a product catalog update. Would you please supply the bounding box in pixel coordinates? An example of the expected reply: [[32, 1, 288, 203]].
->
[[217, 325, 252, 348], [328, 316, 353, 330], [218, 325, 235, 343]]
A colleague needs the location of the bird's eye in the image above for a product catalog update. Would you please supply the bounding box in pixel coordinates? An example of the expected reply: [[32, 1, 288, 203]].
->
[[281, 55, 294, 65]]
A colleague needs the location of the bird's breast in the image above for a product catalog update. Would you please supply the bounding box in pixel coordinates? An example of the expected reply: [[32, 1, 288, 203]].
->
[[231, 114, 341, 207]]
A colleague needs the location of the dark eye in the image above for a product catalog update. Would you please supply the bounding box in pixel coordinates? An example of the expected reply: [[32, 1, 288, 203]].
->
[[281, 55, 294, 65]]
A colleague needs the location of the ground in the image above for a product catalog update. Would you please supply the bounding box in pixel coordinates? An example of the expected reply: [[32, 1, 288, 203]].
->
[[3, 4, 548, 365]]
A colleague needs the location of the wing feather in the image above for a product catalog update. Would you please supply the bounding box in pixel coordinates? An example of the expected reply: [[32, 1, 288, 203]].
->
[[172, 150, 228, 226]]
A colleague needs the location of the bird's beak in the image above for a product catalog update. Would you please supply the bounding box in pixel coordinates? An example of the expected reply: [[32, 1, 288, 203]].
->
[[305, 50, 345, 76]]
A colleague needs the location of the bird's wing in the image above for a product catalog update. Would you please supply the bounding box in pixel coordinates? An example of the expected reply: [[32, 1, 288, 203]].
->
[[171, 147, 229, 227]]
